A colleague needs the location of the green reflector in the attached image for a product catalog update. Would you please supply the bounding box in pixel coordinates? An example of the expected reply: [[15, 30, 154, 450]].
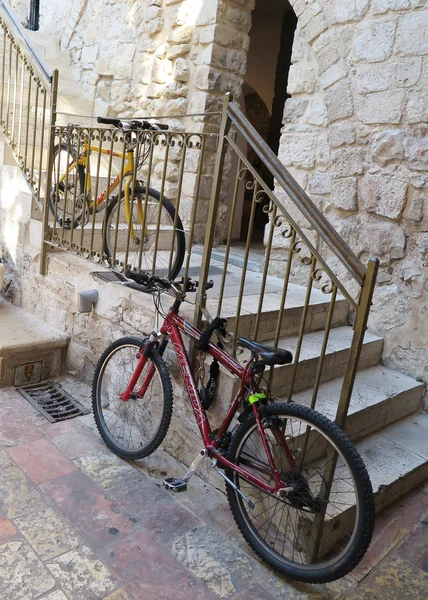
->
[[248, 392, 266, 405]]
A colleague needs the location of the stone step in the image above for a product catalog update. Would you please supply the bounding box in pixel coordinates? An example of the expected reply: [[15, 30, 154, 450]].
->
[[0, 297, 69, 387], [315, 411, 428, 556], [291, 365, 424, 442], [213, 326, 383, 400], [181, 284, 349, 344]]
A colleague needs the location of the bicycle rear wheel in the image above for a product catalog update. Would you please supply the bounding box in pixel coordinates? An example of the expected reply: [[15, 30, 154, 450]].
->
[[225, 403, 374, 584], [50, 143, 86, 229], [92, 337, 173, 460], [103, 186, 185, 280]]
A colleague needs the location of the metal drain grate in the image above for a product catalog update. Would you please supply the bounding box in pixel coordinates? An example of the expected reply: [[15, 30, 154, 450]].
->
[[17, 382, 90, 423]]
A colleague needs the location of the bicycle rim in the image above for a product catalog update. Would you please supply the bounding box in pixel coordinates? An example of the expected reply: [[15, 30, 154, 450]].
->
[[104, 189, 184, 278], [95, 343, 167, 454], [228, 408, 370, 579], [51, 145, 85, 228]]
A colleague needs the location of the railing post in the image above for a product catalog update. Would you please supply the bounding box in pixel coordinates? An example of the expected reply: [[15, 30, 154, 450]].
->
[[39, 68, 58, 275], [335, 257, 379, 429], [193, 92, 232, 329]]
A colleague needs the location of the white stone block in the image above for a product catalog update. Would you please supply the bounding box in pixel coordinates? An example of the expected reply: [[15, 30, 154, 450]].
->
[[174, 58, 189, 81], [371, 129, 404, 165], [407, 90, 428, 124], [373, 0, 410, 13], [168, 25, 193, 44], [358, 90, 404, 124], [287, 63, 318, 95], [396, 58, 422, 87], [330, 121, 356, 147], [81, 44, 99, 66], [279, 135, 316, 169], [331, 177, 358, 211], [356, 63, 395, 94], [304, 96, 325, 125], [354, 18, 396, 63], [325, 80, 354, 122], [331, 147, 366, 177], [362, 173, 408, 220], [395, 10, 428, 55], [308, 173, 331, 195], [334, 0, 370, 22], [320, 59, 347, 89]]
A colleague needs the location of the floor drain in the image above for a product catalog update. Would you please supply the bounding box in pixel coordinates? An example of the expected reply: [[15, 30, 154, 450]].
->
[[17, 382, 90, 423]]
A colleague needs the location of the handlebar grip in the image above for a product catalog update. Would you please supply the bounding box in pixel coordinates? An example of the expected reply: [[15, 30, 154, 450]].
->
[[197, 316, 228, 351], [125, 270, 150, 285], [97, 116, 122, 126], [155, 122, 169, 131]]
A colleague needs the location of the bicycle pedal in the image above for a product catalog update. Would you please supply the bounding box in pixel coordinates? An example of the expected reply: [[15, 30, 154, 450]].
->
[[163, 477, 187, 492]]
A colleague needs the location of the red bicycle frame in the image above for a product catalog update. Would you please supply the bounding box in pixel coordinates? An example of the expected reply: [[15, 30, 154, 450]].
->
[[121, 306, 294, 496]]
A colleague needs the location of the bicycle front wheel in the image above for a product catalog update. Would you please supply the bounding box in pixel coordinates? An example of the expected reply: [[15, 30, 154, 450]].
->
[[92, 337, 173, 460], [225, 403, 374, 584], [103, 186, 185, 279], [50, 143, 86, 229]]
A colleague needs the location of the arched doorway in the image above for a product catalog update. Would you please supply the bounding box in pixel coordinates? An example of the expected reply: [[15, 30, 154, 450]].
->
[[236, 0, 298, 242]]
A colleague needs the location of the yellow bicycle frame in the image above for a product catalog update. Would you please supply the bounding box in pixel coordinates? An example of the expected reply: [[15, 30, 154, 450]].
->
[[58, 139, 148, 239]]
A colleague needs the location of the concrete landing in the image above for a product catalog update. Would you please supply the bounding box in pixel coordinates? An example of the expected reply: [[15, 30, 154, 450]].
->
[[0, 298, 69, 387]]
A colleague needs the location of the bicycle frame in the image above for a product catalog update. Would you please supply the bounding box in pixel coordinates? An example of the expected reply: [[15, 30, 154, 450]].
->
[[56, 138, 149, 238], [121, 306, 294, 497]]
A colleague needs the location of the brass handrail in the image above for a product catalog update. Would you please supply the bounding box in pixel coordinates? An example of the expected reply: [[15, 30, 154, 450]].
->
[[228, 101, 365, 287], [0, 0, 51, 85]]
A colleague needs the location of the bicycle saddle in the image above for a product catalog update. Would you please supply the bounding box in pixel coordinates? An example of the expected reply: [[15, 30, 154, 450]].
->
[[238, 338, 293, 367]]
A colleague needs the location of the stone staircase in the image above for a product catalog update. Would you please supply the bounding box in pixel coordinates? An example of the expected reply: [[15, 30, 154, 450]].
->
[[178, 254, 428, 523]]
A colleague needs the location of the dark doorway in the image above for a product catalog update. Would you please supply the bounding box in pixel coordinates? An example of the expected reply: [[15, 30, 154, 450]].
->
[[239, 1, 297, 242]]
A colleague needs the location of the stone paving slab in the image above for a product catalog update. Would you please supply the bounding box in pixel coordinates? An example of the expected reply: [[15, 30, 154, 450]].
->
[[0, 386, 428, 600]]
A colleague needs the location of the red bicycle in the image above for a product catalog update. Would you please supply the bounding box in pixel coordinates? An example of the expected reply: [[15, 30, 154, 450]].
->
[[92, 272, 374, 584]]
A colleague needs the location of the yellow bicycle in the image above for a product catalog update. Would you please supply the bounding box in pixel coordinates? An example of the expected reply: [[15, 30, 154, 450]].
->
[[49, 117, 185, 279]]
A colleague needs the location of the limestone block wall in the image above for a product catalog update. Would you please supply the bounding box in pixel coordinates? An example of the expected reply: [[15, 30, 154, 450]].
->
[[271, 0, 428, 383]]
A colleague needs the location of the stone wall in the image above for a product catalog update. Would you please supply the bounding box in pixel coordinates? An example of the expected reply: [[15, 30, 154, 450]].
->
[[6, 0, 428, 381], [271, 0, 428, 383]]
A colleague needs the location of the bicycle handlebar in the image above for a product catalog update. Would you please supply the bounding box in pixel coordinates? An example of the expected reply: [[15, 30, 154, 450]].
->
[[96, 116, 169, 131], [123, 270, 214, 294]]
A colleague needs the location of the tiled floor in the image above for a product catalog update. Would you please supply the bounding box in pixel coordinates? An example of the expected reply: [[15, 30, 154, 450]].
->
[[0, 386, 427, 600]]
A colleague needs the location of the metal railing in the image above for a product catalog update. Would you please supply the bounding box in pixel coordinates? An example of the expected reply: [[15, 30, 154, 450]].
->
[[43, 120, 219, 279], [0, 0, 58, 213], [195, 94, 379, 430]]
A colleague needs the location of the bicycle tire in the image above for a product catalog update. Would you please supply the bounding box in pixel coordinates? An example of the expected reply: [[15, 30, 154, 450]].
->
[[225, 402, 374, 584], [103, 186, 185, 280], [92, 337, 173, 460], [49, 143, 86, 229]]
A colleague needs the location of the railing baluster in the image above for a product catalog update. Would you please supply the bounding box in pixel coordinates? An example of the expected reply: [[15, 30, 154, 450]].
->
[[137, 132, 155, 272], [0, 28, 6, 124], [151, 135, 170, 275], [23, 66, 31, 172], [17, 54, 24, 160], [89, 128, 104, 256], [29, 82, 39, 188], [253, 202, 277, 341], [286, 254, 316, 401], [36, 87, 46, 206], [11, 43, 18, 146], [183, 135, 206, 287], [216, 156, 242, 317], [114, 131, 131, 266], [232, 179, 259, 344], [168, 133, 187, 278], [5, 34, 11, 133]]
